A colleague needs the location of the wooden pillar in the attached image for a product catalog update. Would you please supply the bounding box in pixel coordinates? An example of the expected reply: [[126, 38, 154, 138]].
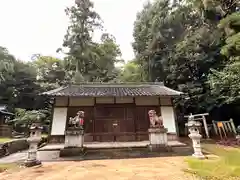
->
[[230, 119, 237, 134], [202, 115, 210, 139], [171, 97, 179, 137], [212, 121, 218, 135], [223, 122, 228, 132], [48, 97, 55, 139], [133, 97, 137, 141], [222, 124, 227, 138], [93, 97, 96, 141], [226, 122, 232, 133]]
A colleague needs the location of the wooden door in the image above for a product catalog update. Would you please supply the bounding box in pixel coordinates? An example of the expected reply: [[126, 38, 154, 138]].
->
[[116, 106, 135, 141], [94, 106, 125, 141], [94, 105, 135, 142]]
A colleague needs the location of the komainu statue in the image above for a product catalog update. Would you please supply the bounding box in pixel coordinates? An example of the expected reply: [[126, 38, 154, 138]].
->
[[148, 110, 164, 128], [69, 111, 84, 129]]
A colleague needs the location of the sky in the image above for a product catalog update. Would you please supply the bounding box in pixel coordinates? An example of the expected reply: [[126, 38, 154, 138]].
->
[[0, 0, 147, 61]]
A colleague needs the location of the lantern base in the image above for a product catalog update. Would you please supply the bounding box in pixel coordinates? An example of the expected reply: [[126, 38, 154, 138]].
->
[[192, 153, 205, 159], [24, 159, 41, 167]]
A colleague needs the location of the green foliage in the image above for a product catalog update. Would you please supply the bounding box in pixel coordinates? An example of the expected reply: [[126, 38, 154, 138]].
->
[[61, 0, 122, 83], [132, 0, 239, 113], [59, 0, 121, 83], [117, 61, 144, 82], [0, 47, 14, 83], [208, 12, 240, 105], [10, 108, 50, 128], [0, 48, 45, 110]]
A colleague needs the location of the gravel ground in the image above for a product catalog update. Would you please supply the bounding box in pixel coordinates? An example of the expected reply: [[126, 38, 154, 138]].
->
[[0, 157, 198, 180]]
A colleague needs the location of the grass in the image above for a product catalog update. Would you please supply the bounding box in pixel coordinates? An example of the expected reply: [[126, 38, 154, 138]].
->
[[185, 143, 240, 180], [42, 134, 48, 138], [0, 138, 12, 143], [0, 163, 20, 173]]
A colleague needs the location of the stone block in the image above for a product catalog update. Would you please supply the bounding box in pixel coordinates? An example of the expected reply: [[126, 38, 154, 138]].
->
[[148, 128, 168, 151], [148, 144, 172, 152], [64, 134, 84, 148], [64, 128, 84, 148], [59, 147, 86, 157], [149, 128, 168, 145]]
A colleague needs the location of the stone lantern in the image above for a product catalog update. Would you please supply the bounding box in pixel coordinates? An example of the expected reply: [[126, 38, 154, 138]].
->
[[24, 115, 43, 167], [185, 113, 205, 159]]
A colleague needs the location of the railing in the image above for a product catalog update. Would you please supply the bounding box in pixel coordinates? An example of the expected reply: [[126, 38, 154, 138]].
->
[[212, 119, 237, 139]]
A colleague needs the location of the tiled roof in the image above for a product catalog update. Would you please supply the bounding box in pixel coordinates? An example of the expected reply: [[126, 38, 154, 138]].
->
[[0, 105, 14, 116], [41, 82, 183, 97]]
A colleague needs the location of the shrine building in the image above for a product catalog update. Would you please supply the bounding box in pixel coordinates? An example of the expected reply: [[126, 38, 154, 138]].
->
[[42, 82, 183, 143]]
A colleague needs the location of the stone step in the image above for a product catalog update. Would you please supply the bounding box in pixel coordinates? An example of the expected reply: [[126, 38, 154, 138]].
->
[[171, 146, 193, 153]]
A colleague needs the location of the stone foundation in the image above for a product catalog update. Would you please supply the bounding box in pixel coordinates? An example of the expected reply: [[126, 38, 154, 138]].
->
[[59, 147, 86, 157], [48, 133, 178, 144], [48, 135, 65, 144]]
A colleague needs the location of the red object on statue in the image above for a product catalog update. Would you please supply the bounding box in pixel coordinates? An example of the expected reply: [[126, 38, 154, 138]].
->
[[79, 118, 84, 126]]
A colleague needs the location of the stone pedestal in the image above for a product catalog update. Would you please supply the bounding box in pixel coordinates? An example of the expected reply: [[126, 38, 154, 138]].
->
[[64, 128, 84, 148], [148, 128, 169, 151], [60, 128, 85, 157]]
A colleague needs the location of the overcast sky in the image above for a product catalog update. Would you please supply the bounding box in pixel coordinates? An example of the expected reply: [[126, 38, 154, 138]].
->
[[0, 0, 147, 61]]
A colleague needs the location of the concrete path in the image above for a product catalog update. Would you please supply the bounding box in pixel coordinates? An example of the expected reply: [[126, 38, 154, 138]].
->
[[0, 151, 61, 164], [39, 140, 186, 151], [0, 151, 27, 163], [0, 141, 188, 164]]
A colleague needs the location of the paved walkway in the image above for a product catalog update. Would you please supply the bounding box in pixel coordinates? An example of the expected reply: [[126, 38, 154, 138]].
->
[[0, 151, 60, 164], [0, 141, 188, 164], [39, 140, 186, 151]]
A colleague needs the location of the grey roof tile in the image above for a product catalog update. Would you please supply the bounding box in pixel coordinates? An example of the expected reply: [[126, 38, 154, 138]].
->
[[41, 82, 183, 97]]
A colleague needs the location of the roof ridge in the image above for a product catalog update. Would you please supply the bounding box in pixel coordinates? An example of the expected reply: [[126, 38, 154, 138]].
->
[[70, 82, 164, 85], [41, 86, 68, 95], [162, 86, 183, 95], [41, 83, 183, 97]]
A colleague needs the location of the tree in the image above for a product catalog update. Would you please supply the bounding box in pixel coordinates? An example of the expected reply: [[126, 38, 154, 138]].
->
[[208, 12, 240, 105], [9, 108, 51, 133], [0, 46, 15, 83], [32, 55, 69, 90], [117, 60, 143, 82], [61, 0, 102, 82], [131, 0, 236, 113], [89, 33, 122, 82], [0, 47, 51, 110]]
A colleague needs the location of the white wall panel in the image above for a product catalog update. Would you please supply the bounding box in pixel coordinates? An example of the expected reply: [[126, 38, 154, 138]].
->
[[51, 107, 67, 135]]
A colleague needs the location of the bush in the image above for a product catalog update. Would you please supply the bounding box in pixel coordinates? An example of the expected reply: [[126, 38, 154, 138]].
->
[[37, 135, 48, 148]]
